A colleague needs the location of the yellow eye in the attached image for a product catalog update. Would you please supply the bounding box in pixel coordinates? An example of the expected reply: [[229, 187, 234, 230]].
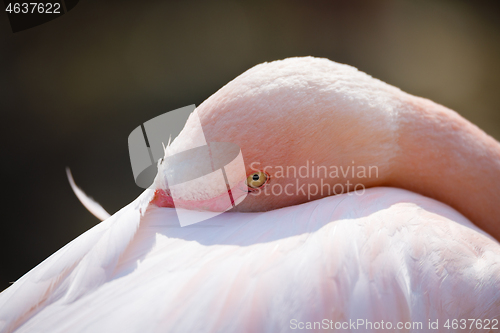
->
[[246, 171, 268, 189]]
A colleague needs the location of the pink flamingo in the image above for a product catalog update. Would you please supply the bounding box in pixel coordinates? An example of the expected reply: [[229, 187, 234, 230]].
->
[[1, 57, 499, 332]]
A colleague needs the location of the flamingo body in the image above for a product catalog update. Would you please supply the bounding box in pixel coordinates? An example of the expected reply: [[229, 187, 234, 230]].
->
[[1, 188, 499, 332], [2, 56, 500, 332]]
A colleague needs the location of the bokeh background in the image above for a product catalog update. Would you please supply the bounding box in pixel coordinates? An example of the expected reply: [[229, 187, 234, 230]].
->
[[1, 0, 499, 291]]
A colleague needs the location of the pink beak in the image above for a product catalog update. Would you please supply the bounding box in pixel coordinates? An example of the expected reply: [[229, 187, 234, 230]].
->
[[151, 180, 248, 212]]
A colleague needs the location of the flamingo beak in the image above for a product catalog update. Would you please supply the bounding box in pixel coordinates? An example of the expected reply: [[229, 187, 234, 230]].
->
[[151, 179, 249, 212]]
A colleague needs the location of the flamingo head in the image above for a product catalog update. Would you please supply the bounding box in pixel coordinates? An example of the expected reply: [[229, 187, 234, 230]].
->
[[151, 57, 404, 212]]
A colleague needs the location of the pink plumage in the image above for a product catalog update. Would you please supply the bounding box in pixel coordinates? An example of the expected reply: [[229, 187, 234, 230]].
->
[[1, 57, 499, 333]]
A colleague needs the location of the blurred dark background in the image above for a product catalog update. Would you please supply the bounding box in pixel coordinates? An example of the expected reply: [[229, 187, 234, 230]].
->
[[1, 0, 499, 291]]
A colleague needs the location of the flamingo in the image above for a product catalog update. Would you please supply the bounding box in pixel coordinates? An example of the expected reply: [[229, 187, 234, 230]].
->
[[1, 57, 499, 332]]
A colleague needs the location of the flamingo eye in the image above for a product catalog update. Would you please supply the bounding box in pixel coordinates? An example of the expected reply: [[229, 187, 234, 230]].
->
[[246, 171, 269, 189]]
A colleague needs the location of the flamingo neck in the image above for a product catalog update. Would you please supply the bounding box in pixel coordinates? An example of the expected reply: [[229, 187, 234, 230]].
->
[[392, 95, 500, 241]]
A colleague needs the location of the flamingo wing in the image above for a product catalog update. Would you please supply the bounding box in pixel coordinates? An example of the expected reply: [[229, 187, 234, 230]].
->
[[1, 187, 499, 332], [0, 190, 154, 333]]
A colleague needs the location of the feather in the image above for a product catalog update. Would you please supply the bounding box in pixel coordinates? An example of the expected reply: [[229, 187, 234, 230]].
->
[[66, 168, 111, 221]]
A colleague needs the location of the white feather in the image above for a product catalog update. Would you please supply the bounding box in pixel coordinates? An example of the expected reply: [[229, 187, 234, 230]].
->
[[65, 168, 111, 221]]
